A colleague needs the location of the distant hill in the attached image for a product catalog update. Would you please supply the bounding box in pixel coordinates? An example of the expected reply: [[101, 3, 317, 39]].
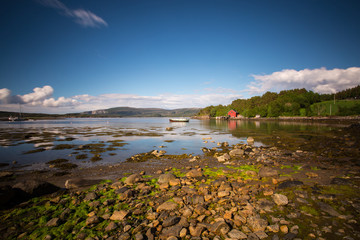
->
[[82, 107, 201, 117]]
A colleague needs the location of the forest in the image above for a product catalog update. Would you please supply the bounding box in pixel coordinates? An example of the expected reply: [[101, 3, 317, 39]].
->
[[197, 85, 360, 117]]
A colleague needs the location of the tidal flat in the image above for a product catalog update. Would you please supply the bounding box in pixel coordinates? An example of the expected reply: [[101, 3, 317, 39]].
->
[[0, 118, 359, 239]]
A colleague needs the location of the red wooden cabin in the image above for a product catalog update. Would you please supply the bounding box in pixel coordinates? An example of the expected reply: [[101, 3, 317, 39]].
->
[[228, 109, 238, 118]]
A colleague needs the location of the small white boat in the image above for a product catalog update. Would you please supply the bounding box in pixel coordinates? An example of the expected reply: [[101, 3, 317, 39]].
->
[[169, 118, 189, 122]]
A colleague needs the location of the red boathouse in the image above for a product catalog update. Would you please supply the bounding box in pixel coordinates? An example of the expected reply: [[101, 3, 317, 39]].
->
[[228, 109, 238, 118]]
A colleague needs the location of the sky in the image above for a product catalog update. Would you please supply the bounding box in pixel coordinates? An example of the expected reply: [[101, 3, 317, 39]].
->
[[1, 0, 360, 114]]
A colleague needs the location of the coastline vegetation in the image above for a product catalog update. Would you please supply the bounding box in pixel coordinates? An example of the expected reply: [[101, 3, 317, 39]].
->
[[198, 85, 360, 117]]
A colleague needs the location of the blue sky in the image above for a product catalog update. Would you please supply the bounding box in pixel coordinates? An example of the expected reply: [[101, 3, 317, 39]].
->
[[1, 0, 360, 113]]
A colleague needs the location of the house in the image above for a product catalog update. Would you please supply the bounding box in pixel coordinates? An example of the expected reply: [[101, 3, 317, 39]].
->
[[228, 109, 238, 118]]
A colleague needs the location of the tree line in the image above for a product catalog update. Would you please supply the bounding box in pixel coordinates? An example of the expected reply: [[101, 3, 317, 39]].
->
[[197, 85, 360, 117]]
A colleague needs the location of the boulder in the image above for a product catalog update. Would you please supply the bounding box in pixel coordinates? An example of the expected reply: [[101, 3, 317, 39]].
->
[[217, 153, 230, 162], [65, 178, 102, 189], [12, 180, 59, 197], [228, 229, 247, 239], [277, 180, 303, 189], [186, 169, 203, 178], [210, 221, 230, 235], [158, 173, 177, 185], [272, 194, 288, 206], [229, 149, 245, 157], [110, 210, 129, 221], [157, 201, 178, 212], [124, 174, 142, 185], [247, 137, 255, 145], [247, 215, 268, 232]]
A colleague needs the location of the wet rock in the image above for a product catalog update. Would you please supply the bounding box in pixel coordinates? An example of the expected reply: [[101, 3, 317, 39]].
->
[[258, 167, 278, 178], [247, 137, 255, 145], [124, 174, 142, 185], [272, 194, 288, 206], [157, 201, 178, 212], [277, 180, 303, 189], [152, 150, 165, 157], [110, 210, 129, 221], [228, 229, 247, 239], [158, 173, 177, 185]]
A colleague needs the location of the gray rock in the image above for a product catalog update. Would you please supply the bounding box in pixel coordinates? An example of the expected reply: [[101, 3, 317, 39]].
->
[[247, 233, 260, 240], [217, 153, 231, 162], [258, 167, 278, 178], [272, 194, 288, 206], [228, 229, 247, 239], [158, 173, 177, 185]]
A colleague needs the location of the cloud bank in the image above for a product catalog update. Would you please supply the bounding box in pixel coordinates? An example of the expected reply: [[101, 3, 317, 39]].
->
[[38, 0, 108, 28], [249, 67, 360, 94], [0, 86, 240, 114]]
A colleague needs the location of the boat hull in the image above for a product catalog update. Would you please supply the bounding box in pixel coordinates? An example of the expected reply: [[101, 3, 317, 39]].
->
[[169, 119, 189, 122]]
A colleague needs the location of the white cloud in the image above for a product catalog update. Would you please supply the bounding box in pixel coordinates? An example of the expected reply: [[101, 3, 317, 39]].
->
[[0, 86, 241, 114], [38, 0, 108, 28], [249, 67, 360, 94]]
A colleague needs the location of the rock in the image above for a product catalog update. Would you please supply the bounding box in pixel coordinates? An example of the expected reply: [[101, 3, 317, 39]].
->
[[255, 231, 268, 239], [267, 224, 280, 233], [189, 225, 206, 237], [258, 167, 278, 178], [277, 180, 303, 189], [158, 173, 177, 185], [217, 153, 230, 162], [162, 216, 181, 227], [105, 221, 118, 231], [12, 180, 59, 197], [0, 185, 26, 209], [64, 178, 102, 189], [229, 149, 245, 157], [305, 172, 318, 178], [228, 229, 247, 239], [0, 171, 13, 178], [118, 232, 131, 240], [280, 225, 288, 233], [152, 150, 164, 157], [210, 221, 230, 235], [247, 233, 260, 240], [84, 192, 97, 201], [161, 225, 182, 238], [186, 169, 203, 178], [247, 215, 268, 232], [157, 201, 178, 212], [318, 202, 340, 217], [330, 177, 351, 185], [272, 194, 288, 206], [110, 210, 129, 221], [124, 174, 142, 185], [247, 137, 255, 145], [86, 215, 100, 226], [46, 217, 60, 227]]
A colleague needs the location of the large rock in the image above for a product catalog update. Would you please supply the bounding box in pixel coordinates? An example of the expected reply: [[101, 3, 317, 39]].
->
[[110, 210, 129, 221], [272, 194, 288, 206], [229, 149, 245, 157], [210, 221, 230, 235], [318, 202, 340, 217], [277, 180, 303, 189], [258, 167, 278, 178], [124, 174, 142, 185], [157, 201, 178, 212], [186, 169, 203, 178], [217, 153, 230, 162], [158, 173, 177, 185], [228, 229, 247, 239], [65, 178, 102, 189], [12, 180, 59, 197], [247, 215, 268, 232]]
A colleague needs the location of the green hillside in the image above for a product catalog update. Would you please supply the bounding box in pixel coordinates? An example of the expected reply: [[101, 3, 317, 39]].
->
[[310, 100, 360, 116], [83, 107, 200, 117]]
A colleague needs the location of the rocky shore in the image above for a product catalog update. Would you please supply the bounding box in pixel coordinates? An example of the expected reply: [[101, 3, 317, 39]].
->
[[1, 124, 360, 240]]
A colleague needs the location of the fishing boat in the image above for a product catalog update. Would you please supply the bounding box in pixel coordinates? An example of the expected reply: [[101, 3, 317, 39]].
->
[[169, 118, 189, 122]]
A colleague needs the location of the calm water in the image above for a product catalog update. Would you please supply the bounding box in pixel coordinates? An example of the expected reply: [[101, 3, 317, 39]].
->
[[0, 118, 340, 170]]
